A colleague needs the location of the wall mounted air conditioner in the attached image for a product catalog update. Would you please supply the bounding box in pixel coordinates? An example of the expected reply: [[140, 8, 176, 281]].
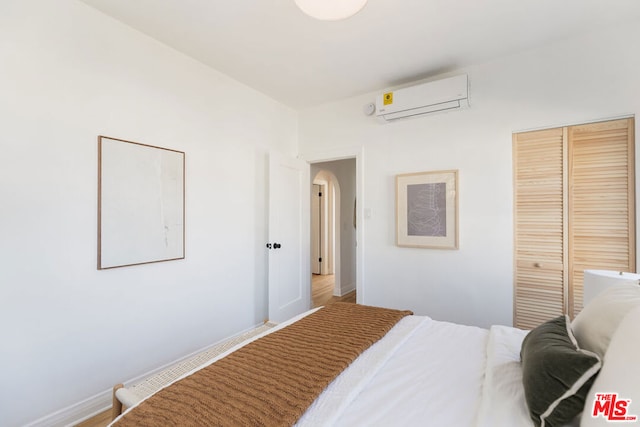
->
[[375, 74, 469, 122]]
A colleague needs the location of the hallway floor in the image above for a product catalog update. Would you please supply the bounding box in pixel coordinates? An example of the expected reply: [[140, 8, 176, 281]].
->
[[312, 274, 356, 307]]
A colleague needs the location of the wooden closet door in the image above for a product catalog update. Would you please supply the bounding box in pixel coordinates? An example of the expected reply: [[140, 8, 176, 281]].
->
[[568, 118, 635, 317], [513, 127, 568, 329]]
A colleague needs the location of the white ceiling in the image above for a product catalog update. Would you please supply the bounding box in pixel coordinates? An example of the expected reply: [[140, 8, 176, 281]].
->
[[79, 0, 640, 109]]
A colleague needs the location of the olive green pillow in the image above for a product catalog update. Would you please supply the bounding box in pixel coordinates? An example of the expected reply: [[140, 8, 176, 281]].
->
[[520, 315, 601, 427]]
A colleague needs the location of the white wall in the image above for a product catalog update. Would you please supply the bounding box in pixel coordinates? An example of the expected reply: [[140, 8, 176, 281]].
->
[[299, 21, 640, 329], [0, 1, 297, 425]]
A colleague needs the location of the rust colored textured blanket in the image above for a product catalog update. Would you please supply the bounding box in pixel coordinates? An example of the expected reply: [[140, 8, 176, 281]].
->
[[114, 303, 412, 427]]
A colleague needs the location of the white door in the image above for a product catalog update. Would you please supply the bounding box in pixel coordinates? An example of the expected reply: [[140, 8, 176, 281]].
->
[[268, 153, 310, 322], [311, 184, 321, 275]]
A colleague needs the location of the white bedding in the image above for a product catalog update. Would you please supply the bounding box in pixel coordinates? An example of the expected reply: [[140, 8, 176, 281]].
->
[[301, 316, 533, 427], [116, 308, 538, 427], [477, 325, 532, 427], [324, 317, 488, 426]]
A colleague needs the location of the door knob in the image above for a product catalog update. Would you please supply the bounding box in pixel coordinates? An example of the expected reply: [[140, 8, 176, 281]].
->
[[273, 243, 282, 249]]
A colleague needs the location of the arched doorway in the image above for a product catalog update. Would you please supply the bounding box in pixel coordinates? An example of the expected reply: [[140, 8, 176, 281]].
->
[[311, 161, 356, 307]]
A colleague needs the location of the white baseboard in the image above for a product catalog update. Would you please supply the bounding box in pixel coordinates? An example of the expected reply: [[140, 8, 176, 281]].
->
[[24, 390, 111, 427], [24, 322, 267, 427], [333, 283, 355, 297], [341, 283, 356, 295]]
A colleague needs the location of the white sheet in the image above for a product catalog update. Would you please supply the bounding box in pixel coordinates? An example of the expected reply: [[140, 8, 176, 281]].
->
[[309, 318, 490, 427], [476, 325, 532, 427]]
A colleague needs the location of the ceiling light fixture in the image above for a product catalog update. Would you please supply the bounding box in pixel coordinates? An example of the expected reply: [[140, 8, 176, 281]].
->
[[294, 0, 368, 21]]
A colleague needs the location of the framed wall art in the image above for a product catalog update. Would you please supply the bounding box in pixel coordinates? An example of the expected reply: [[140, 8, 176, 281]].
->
[[98, 136, 185, 269], [396, 169, 458, 249]]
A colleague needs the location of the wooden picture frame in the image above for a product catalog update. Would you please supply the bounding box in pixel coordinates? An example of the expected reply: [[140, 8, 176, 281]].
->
[[396, 169, 458, 249], [98, 136, 185, 269]]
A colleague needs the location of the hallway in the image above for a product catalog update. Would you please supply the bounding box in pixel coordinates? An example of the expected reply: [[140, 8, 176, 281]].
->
[[312, 274, 356, 307]]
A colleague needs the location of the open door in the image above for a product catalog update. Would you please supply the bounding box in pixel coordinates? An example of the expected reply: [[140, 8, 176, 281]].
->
[[267, 152, 311, 322], [311, 184, 322, 275]]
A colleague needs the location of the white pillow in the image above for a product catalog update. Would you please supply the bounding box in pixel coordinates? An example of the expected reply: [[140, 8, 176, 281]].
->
[[581, 305, 640, 426], [571, 284, 640, 358]]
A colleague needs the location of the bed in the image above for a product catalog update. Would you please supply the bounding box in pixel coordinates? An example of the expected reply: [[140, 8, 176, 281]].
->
[[110, 283, 640, 427]]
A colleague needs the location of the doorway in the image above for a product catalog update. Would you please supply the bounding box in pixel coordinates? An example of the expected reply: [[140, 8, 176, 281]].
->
[[310, 159, 357, 307]]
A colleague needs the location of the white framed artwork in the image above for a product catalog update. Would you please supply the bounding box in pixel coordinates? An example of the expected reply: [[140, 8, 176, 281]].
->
[[98, 136, 185, 269]]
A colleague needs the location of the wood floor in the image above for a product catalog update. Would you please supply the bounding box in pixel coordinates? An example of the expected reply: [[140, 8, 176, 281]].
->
[[76, 274, 355, 427], [312, 274, 356, 307]]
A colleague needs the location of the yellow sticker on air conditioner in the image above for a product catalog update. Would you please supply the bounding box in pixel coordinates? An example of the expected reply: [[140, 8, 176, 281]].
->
[[383, 92, 393, 105]]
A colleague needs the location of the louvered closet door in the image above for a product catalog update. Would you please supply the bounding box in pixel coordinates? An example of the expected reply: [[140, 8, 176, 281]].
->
[[568, 118, 635, 317], [513, 128, 567, 329]]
